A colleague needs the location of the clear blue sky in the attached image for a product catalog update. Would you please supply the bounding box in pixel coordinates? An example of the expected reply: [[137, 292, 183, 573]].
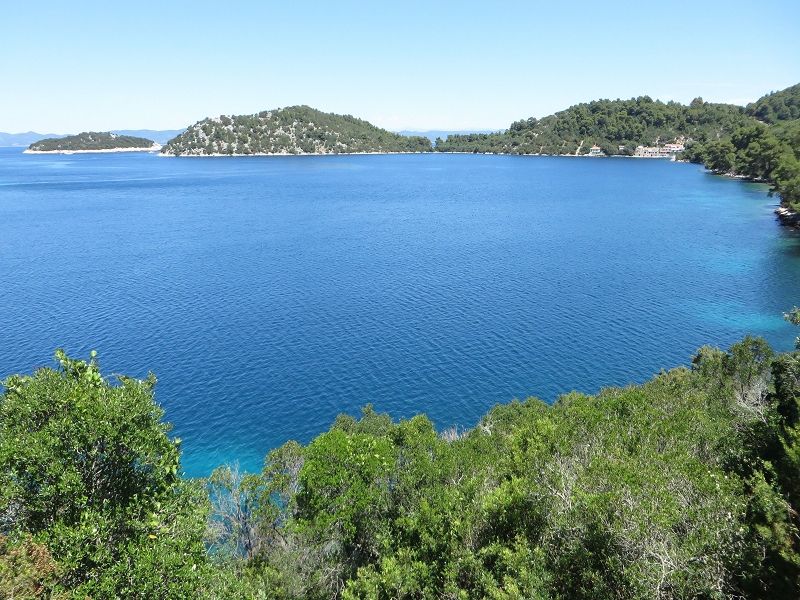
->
[[2, 0, 798, 133]]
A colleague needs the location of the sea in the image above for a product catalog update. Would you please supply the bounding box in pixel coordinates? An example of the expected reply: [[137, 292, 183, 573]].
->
[[1, 148, 798, 476]]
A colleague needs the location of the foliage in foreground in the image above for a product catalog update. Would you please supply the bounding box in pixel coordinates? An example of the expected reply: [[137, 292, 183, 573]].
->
[[0, 351, 210, 598], [2, 332, 800, 598]]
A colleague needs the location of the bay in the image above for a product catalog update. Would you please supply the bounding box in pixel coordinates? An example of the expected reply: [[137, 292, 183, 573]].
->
[[1, 148, 798, 476]]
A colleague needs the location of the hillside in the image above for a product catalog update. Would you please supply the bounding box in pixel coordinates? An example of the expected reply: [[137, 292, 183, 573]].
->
[[681, 84, 800, 217], [746, 83, 800, 124], [26, 131, 157, 152], [436, 97, 752, 155], [162, 106, 433, 156]]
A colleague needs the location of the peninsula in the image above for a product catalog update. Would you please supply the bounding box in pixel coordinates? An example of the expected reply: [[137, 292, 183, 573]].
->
[[435, 96, 756, 157], [435, 83, 800, 222], [161, 106, 432, 156], [25, 131, 160, 154]]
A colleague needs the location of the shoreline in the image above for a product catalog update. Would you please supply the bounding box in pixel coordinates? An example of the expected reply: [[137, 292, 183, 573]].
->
[[696, 167, 795, 227], [23, 144, 162, 155], [159, 150, 429, 157], [775, 205, 800, 227], [160, 149, 670, 158]]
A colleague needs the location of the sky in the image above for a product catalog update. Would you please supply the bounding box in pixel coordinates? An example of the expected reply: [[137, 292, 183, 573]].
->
[[1, 0, 799, 133]]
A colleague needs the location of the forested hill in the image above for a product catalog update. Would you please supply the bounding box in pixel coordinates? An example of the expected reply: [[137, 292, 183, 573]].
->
[[162, 106, 433, 156], [435, 96, 752, 155], [746, 83, 800, 124], [682, 84, 800, 217], [26, 132, 156, 152]]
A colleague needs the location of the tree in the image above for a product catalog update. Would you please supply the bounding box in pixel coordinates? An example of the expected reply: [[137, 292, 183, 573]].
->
[[704, 139, 736, 173], [0, 351, 211, 597]]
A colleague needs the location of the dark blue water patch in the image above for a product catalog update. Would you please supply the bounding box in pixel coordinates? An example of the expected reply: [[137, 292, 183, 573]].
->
[[1, 148, 798, 476]]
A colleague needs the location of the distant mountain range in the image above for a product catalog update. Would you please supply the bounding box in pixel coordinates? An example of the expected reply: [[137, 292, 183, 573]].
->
[[0, 129, 185, 147], [0, 131, 63, 147]]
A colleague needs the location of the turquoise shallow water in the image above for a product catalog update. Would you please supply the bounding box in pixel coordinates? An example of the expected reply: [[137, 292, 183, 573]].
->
[[1, 149, 798, 476]]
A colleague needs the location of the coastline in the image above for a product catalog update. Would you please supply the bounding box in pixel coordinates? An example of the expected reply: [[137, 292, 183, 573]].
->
[[23, 144, 162, 155], [696, 167, 797, 227], [160, 150, 674, 158], [159, 150, 429, 157], [160, 149, 799, 229], [776, 205, 800, 227]]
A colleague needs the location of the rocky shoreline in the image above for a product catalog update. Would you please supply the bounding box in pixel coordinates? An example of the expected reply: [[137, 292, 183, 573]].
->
[[775, 205, 800, 227]]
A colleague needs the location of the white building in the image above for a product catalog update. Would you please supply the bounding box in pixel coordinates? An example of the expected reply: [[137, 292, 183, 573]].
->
[[634, 145, 663, 157], [634, 143, 685, 158]]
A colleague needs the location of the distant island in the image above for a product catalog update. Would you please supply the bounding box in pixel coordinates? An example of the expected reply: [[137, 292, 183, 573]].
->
[[1, 129, 184, 148], [25, 132, 160, 154], [161, 106, 432, 156]]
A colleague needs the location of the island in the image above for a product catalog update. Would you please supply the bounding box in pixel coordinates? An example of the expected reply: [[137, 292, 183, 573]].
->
[[24, 131, 160, 154], [161, 105, 432, 156]]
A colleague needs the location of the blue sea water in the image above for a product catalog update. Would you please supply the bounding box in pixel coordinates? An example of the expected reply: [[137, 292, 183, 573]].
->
[[1, 148, 798, 476]]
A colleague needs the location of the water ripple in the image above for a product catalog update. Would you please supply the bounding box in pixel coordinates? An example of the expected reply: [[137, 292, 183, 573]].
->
[[0, 150, 798, 476]]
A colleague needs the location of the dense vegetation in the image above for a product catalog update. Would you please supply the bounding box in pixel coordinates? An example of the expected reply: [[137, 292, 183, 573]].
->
[[162, 106, 432, 156], [746, 84, 800, 124], [683, 85, 800, 217], [435, 97, 751, 156], [27, 132, 156, 152], [3, 320, 800, 597], [683, 121, 800, 214]]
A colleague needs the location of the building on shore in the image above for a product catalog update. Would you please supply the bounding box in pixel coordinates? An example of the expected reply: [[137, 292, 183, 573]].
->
[[588, 145, 604, 157], [634, 143, 685, 158], [663, 143, 685, 154]]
